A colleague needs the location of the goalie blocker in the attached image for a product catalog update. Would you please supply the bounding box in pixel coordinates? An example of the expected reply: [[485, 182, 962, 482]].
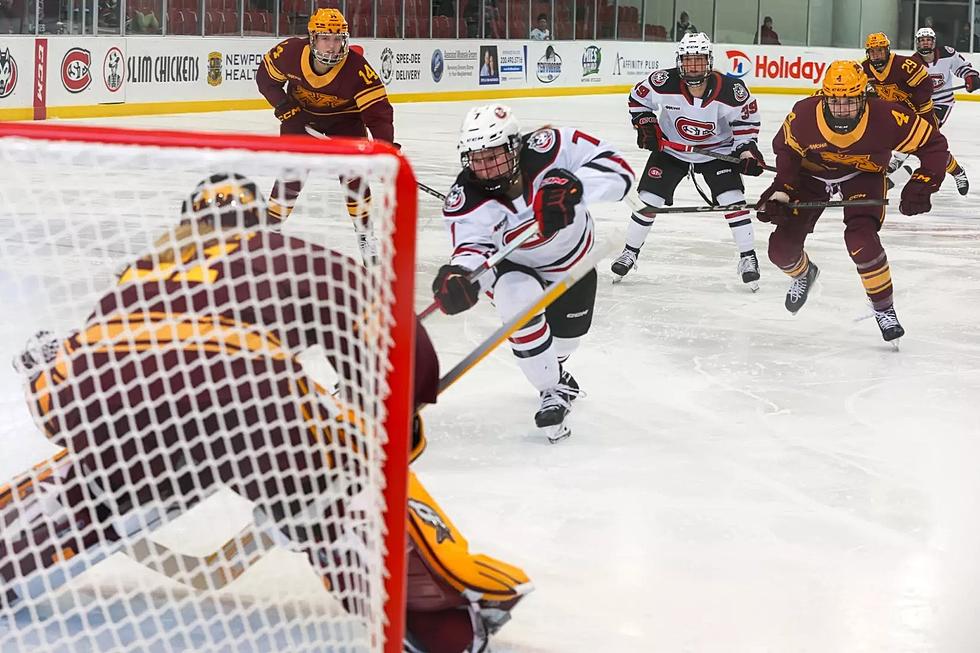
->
[[3, 174, 529, 653]]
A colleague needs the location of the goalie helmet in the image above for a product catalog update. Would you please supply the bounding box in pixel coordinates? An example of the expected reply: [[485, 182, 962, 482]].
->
[[181, 173, 266, 230], [865, 32, 891, 72], [915, 27, 936, 56], [457, 104, 523, 194], [821, 60, 869, 134], [308, 8, 349, 66], [676, 32, 713, 86]]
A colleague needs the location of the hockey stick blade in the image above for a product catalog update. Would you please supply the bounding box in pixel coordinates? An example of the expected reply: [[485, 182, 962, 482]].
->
[[436, 234, 619, 396], [419, 226, 540, 320], [303, 125, 446, 202], [632, 198, 888, 217]]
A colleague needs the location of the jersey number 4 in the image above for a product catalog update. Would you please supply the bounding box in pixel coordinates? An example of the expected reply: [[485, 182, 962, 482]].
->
[[891, 109, 910, 126]]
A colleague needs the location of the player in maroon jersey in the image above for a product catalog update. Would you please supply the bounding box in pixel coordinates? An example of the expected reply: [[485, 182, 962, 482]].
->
[[864, 31, 969, 194], [757, 61, 950, 345], [3, 174, 529, 652], [256, 8, 394, 265]]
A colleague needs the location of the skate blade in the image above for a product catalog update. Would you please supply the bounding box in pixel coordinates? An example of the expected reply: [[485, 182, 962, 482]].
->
[[544, 423, 571, 443], [888, 337, 901, 351], [611, 274, 625, 284], [745, 280, 759, 292]]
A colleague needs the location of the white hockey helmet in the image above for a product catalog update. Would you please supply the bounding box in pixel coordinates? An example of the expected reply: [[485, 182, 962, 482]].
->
[[676, 32, 713, 86], [915, 27, 936, 55], [457, 104, 523, 193]]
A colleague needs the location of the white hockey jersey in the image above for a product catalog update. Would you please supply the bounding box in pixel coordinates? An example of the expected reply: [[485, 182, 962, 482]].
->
[[442, 127, 634, 287], [913, 46, 977, 108], [628, 68, 761, 164]]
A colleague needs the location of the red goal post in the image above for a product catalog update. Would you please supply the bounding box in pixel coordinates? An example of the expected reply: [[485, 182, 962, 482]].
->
[[0, 121, 417, 653]]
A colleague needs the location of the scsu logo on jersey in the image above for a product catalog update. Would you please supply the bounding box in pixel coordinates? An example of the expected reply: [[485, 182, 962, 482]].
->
[[930, 74, 944, 90], [528, 129, 556, 153], [726, 50, 751, 79], [444, 185, 465, 212], [675, 117, 716, 142]]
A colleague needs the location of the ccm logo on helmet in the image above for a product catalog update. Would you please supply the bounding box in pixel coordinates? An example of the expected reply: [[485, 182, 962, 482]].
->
[[674, 117, 716, 142]]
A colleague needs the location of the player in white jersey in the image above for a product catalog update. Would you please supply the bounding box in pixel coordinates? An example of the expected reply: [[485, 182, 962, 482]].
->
[[611, 32, 766, 290], [912, 27, 980, 127], [431, 104, 634, 441]]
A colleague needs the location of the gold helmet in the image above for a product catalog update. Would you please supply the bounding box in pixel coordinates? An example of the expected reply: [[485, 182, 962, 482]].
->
[[822, 60, 868, 97], [308, 8, 349, 67], [864, 32, 890, 49], [865, 32, 891, 72], [821, 61, 869, 133], [181, 173, 265, 230]]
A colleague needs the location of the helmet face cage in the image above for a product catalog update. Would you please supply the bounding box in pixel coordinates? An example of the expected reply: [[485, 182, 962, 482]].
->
[[677, 53, 712, 85], [310, 32, 349, 66], [461, 135, 523, 194], [915, 28, 936, 55], [822, 95, 866, 133], [181, 174, 265, 230]]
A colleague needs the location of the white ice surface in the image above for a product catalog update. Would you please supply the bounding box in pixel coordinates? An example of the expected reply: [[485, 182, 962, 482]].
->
[[3, 93, 980, 652]]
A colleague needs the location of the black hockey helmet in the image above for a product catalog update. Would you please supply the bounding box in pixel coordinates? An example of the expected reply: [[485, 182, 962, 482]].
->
[[180, 173, 266, 230]]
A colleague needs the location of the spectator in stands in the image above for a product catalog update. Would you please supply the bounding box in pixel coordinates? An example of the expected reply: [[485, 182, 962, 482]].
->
[[674, 11, 696, 40], [133, 8, 160, 33], [483, 0, 500, 37], [956, 22, 972, 52], [0, 0, 26, 34], [432, 0, 454, 18], [530, 13, 550, 40], [754, 16, 780, 45], [463, 0, 478, 36], [98, 0, 120, 29]]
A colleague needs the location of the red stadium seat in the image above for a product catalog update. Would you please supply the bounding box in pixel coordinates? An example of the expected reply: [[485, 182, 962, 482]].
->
[[645, 23, 668, 40], [350, 14, 371, 36], [378, 0, 398, 16], [377, 15, 398, 36], [554, 19, 572, 39], [433, 15, 452, 37]]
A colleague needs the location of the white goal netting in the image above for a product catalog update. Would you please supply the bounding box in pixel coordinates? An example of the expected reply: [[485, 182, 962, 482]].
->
[[0, 125, 416, 653]]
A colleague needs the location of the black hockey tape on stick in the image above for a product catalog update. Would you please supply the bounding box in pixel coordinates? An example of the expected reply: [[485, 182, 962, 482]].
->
[[303, 125, 447, 202], [633, 198, 888, 217], [435, 234, 620, 396], [659, 137, 778, 173], [419, 227, 540, 320]]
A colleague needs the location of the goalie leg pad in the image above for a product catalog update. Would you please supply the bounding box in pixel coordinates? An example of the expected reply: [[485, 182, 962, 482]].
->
[[405, 471, 532, 650]]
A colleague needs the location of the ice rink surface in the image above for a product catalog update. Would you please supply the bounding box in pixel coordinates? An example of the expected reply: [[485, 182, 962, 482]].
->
[[5, 91, 980, 652]]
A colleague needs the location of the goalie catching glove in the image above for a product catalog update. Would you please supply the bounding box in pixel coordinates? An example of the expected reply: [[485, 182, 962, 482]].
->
[[734, 142, 767, 177], [533, 168, 583, 237], [632, 112, 661, 151], [432, 265, 480, 315]]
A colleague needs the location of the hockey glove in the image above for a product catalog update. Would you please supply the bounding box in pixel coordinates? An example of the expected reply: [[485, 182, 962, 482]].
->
[[966, 73, 980, 93], [899, 170, 940, 216], [432, 264, 480, 315], [734, 142, 767, 177], [533, 168, 584, 237], [755, 185, 793, 225], [274, 98, 303, 123], [632, 112, 662, 151]]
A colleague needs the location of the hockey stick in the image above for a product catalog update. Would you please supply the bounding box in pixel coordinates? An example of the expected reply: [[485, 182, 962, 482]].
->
[[303, 125, 446, 202], [437, 235, 618, 396], [659, 137, 778, 172], [632, 198, 888, 217], [418, 226, 540, 320]]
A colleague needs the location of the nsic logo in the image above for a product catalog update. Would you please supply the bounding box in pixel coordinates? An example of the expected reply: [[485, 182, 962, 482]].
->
[[726, 50, 751, 78], [380, 47, 394, 84], [0, 47, 17, 99], [675, 117, 716, 141], [62, 47, 91, 93]]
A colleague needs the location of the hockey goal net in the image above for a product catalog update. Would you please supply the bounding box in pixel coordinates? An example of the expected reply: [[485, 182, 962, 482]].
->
[[0, 122, 417, 652]]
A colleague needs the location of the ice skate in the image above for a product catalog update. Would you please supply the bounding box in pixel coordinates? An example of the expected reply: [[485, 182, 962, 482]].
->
[[873, 306, 905, 349], [610, 246, 639, 283], [737, 250, 760, 292], [535, 370, 582, 443], [785, 262, 820, 315], [953, 167, 970, 196]]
